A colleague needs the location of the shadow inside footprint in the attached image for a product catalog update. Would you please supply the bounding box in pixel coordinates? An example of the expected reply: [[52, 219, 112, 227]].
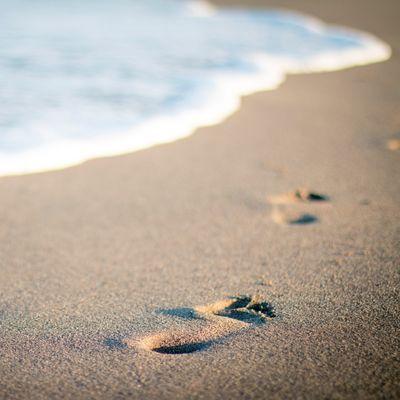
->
[[272, 210, 318, 225], [304, 192, 329, 202], [136, 296, 276, 355], [152, 340, 212, 354], [289, 213, 318, 225]]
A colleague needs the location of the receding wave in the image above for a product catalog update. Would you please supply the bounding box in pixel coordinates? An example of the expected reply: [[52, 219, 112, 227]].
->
[[0, 0, 390, 176]]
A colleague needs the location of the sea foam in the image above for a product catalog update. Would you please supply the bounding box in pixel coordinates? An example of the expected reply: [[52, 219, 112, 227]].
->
[[0, 0, 391, 176]]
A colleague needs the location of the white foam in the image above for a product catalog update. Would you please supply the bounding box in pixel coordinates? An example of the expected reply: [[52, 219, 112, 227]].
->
[[0, 3, 391, 177]]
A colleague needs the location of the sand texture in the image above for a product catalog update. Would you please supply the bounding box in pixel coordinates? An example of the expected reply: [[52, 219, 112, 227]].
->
[[0, 0, 399, 399]]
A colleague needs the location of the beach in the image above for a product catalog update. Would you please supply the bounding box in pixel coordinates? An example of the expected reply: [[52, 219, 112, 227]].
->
[[0, 0, 399, 398]]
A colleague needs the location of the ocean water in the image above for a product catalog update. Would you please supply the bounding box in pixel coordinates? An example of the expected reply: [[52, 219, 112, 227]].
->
[[0, 0, 390, 175]]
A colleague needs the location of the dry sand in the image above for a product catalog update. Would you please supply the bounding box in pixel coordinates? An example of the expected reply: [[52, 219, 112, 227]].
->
[[0, 0, 399, 398]]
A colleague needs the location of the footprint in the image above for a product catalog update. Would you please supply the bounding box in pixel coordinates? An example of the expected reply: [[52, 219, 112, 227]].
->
[[387, 139, 400, 151], [268, 188, 329, 205], [125, 296, 276, 355], [268, 188, 328, 225], [271, 208, 318, 225]]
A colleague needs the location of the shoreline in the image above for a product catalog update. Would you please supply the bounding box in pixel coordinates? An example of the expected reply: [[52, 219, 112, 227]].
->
[[0, 0, 399, 399], [0, 4, 391, 177]]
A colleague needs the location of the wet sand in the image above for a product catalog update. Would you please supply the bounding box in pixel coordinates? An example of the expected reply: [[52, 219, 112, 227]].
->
[[0, 0, 399, 398]]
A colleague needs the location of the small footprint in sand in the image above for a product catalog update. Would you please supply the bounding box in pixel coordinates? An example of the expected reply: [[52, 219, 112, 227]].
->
[[271, 208, 318, 225], [268, 188, 329, 205], [268, 188, 329, 225], [125, 296, 276, 355]]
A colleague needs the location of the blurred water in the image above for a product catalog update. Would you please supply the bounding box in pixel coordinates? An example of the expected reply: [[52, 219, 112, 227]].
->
[[0, 0, 390, 175]]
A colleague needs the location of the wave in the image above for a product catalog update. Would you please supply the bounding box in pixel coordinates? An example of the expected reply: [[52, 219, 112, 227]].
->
[[0, 0, 390, 176]]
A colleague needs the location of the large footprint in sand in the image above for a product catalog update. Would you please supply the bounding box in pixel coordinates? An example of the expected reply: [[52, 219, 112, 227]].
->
[[125, 296, 276, 355]]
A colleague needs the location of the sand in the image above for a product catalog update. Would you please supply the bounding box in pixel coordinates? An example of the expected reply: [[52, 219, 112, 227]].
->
[[0, 0, 399, 399]]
